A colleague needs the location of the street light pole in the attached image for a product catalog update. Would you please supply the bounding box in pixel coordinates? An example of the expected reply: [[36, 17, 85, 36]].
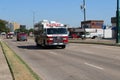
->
[[83, 0, 86, 39], [83, 0, 86, 21], [116, 0, 120, 43], [33, 12, 35, 28], [80, 0, 86, 39]]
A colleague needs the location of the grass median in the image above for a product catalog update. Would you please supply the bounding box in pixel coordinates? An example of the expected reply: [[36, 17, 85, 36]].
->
[[0, 41, 41, 80]]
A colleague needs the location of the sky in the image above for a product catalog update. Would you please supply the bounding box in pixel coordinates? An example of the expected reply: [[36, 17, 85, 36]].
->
[[0, 0, 117, 28]]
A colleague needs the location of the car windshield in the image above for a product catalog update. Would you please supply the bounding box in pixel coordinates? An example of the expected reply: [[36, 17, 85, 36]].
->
[[47, 28, 67, 34]]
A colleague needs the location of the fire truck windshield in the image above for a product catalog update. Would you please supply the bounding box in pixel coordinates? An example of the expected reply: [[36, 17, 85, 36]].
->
[[47, 28, 67, 34]]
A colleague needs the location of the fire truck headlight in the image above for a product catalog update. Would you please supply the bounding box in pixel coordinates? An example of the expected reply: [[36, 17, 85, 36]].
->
[[47, 37, 53, 40], [49, 38, 53, 40], [63, 37, 68, 40]]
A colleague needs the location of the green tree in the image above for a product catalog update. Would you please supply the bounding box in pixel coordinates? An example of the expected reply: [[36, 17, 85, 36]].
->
[[28, 28, 34, 33], [0, 19, 10, 33], [15, 28, 29, 34]]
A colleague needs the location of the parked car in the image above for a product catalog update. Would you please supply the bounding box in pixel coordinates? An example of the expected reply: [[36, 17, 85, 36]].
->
[[1, 32, 6, 35], [82, 32, 103, 39]]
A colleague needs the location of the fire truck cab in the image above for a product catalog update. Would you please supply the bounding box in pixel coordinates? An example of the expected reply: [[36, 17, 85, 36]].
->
[[34, 20, 68, 48]]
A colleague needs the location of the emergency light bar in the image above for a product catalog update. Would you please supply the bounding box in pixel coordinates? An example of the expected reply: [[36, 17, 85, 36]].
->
[[46, 23, 62, 27]]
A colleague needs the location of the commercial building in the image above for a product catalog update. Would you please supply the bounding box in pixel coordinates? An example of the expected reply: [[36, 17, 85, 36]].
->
[[68, 20, 112, 39], [68, 20, 104, 38], [111, 17, 117, 38], [81, 20, 104, 29], [111, 17, 116, 26], [20, 25, 26, 30], [7, 22, 20, 32]]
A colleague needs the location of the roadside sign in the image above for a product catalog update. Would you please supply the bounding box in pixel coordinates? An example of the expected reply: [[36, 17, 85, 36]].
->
[[102, 25, 106, 29]]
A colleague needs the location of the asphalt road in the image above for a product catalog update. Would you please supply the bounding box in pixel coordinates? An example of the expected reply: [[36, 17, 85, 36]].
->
[[5, 38, 120, 80]]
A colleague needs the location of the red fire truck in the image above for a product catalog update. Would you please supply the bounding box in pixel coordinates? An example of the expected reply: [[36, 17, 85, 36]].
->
[[34, 20, 68, 48]]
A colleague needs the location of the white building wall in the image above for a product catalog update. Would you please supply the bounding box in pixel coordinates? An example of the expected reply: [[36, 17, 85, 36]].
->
[[103, 29, 112, 38], [85, 28, 112, 38]]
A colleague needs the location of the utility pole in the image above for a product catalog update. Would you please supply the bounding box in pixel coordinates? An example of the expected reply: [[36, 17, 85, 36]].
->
[[80, 0, 87, 39], [83, 0, 86, 39], [83, 0, 86, 21], [33, 12, 35, 28], [116, 0, 120, 43]]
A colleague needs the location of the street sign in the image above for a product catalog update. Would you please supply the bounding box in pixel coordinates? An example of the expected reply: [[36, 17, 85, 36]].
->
[[102, 25, 106, 29]]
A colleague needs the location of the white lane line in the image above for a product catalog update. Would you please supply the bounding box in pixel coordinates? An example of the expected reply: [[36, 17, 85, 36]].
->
[[85, 62, 104, 70], [49, 52, 58, 55]]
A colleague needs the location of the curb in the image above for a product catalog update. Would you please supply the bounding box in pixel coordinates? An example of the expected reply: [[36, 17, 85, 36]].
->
[[69, 39, 120, 47], [0, 40, 13, 80], [0, 40, 40, 80]]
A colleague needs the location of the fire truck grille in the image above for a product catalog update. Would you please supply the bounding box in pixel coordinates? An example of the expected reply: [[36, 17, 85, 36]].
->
[[53, 37, 63, 43]]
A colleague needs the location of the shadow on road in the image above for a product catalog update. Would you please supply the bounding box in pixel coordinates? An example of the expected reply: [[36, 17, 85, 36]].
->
[[17, 45, 41, 50], [17, 45, 62, 50]]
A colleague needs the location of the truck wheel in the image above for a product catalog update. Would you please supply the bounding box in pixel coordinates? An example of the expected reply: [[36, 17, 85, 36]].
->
[[42, 40, 46, 48], [36, 43, 41, 47], [36, 40, 41, 47]]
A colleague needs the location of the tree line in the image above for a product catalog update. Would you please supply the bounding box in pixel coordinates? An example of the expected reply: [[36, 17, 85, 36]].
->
[[0, 19, 33, 34], [0, 19, 10, 33]]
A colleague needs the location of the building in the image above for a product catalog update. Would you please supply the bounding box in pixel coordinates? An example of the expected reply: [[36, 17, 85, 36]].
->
[[68, 20, 112, 39], [20, 25, 26, 30], [68, 20, 104, 38], [111, 17, 117, 38], [81, 20, 104, 29], [12, 22, 20, 31], [7, 23, 14, 32], [7, 22, 20, 32], [111, 17, 116, 26]]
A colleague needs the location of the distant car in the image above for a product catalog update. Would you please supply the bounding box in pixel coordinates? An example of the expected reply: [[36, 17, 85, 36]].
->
[[1, 32, 6, 35], [6, 33, 13, 39], [70, 34, 80, 38], [17, 32, 27, 41]]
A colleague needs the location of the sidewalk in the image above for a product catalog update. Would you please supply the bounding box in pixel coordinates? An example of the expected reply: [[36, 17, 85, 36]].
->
[[0, 39, 12, 80]]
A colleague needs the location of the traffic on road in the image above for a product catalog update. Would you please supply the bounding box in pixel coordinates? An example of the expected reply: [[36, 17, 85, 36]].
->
[[3, 37, 120, 80]]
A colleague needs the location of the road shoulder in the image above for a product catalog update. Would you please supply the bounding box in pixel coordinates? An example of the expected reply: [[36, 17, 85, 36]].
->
[[0, 41, 13, 80]]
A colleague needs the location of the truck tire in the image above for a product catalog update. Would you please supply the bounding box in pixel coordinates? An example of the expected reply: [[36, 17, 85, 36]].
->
[[42, 40, 46, 48], [36, 40, 41, 47]]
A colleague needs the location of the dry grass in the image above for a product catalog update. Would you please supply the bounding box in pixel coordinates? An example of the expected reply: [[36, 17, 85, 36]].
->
[[0, 41, 40, 80]]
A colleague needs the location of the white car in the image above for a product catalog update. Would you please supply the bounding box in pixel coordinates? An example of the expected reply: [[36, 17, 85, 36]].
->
[[82, 32, 103, 39]]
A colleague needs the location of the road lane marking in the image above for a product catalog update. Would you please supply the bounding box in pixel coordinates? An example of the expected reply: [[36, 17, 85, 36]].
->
[[85, 62, 104, 70], [49, 52, 58, 55]]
